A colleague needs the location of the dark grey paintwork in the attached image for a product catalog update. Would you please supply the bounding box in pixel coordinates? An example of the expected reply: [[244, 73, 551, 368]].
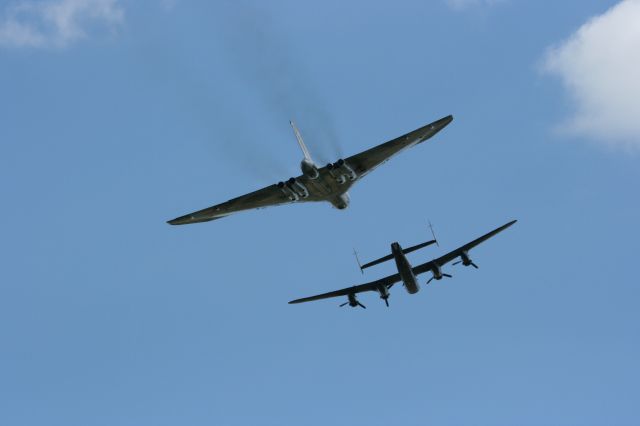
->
[[391, 242, 421, 295], [167, 115, 453, 225]]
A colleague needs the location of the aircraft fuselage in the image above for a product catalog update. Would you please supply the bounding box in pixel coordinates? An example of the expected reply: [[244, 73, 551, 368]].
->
[[391, 242, 420, 294], [281, 162, 356, 209]]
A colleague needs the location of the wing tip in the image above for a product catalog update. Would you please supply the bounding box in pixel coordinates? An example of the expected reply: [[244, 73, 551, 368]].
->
[[289, 296, 321, 304], [495, 219, 517, 233], [166, 215, 193, 225], [440, 114, 454, 126], [166, 214, 225, 225], [424, 114, 454, 135], [495, 219, 517, 231]]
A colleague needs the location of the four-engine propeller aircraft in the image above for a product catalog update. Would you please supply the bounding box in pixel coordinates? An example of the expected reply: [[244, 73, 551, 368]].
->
[[167, 115, 453, 225], [289, 220, 517, 309]]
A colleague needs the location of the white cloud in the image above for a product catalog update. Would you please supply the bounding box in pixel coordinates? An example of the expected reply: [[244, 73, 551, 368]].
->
[[543, 0, 640, 150], [446, 0, 504, 11], [0, 0, 123, 48]]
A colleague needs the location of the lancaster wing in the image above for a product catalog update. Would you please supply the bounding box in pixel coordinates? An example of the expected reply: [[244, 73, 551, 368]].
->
[[288, 274, 402, 305], [413, 220, 517, 274]]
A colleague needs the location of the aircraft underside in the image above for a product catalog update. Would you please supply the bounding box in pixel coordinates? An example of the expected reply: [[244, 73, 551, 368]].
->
[[276, 159, 358, 208], [167, 115, 454, 225]]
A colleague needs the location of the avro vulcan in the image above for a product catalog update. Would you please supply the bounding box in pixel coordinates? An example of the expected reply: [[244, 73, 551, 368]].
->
[[167, 115, 453, 225]]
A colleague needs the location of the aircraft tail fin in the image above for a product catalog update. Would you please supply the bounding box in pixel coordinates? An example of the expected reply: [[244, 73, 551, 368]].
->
[[290, 120, 312, 160], [353, 249, 364, 274], [428, 220, 439, 247], [360, 239, 437, 271]]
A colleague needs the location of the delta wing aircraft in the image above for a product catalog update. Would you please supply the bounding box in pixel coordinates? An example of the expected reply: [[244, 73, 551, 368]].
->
[[289, 220, 516, 309], [167, 115, 453, 225]]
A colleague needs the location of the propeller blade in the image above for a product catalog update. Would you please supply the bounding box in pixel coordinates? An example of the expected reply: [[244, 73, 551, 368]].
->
[[443, 273, 452, 278], [452, 260, 461, 266], [358, 302, 367, 309], [471, 262, 479, 269], [427, 277, 434, 284], [339, 302, 348, 307], [384, 298, 389, 307]]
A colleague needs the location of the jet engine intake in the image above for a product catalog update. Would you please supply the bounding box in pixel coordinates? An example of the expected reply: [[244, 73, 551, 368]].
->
[[327, 159, 357, 184], [334, 159, 357, 181], [326, 163, 346, 184], [286, 177, 309, 198], [277, 181, 300, 201]]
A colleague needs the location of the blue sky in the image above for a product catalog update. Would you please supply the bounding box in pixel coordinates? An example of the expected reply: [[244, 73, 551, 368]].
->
[[1, 1, 639, 425]]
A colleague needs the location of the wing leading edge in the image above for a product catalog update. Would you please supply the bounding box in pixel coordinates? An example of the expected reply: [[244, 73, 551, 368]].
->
[[288, 275, 400, 304], [167, 184, 291, 225], [412, 220, 517, 275], [345, 114, 453, 177]]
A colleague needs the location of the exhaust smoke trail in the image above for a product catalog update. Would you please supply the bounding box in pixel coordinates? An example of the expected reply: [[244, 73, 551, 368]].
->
[[132, 24, 288, 183], [213, 3, 344, 165], [135, 2, 345, 184]]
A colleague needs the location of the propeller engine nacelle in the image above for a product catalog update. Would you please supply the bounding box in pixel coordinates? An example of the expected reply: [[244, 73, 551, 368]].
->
[[453, 250, 478, 269], [340, 293, 366, 309], [427, 264, 452, 284], [327, 159, 357, 184], [376, 284, 391, 307]]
